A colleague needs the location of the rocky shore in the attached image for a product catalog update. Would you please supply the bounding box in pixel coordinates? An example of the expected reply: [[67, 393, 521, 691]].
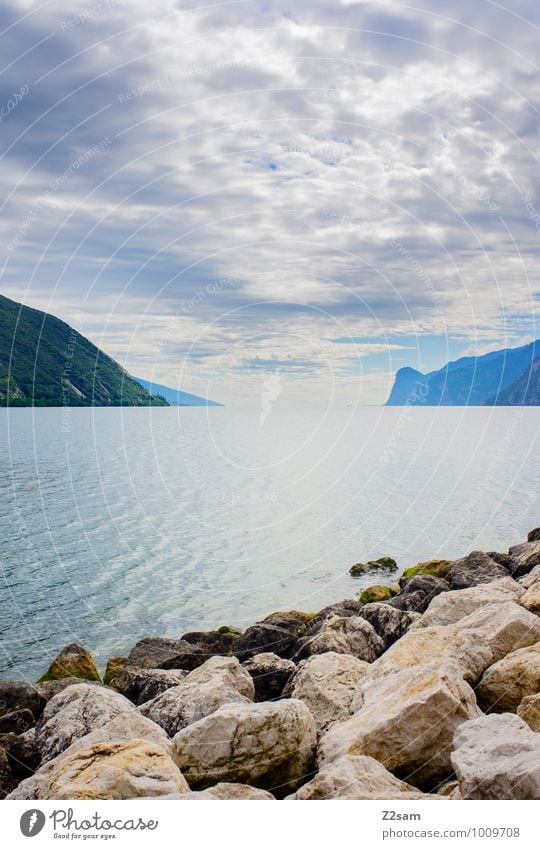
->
[[2, 529, 540, 801]]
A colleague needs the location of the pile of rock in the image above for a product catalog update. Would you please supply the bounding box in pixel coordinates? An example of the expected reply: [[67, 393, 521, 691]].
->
[[2, 533, 540, 800]]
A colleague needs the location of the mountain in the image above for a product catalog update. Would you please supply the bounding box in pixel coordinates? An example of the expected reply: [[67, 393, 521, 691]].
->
[[0, 294, 168, 407], [386, 340, 539, 406], [486, 357, 540, 405], [134, 377, 223, 406]]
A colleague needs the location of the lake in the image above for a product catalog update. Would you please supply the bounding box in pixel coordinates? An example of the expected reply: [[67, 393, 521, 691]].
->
[[0, 406, 538, 680]]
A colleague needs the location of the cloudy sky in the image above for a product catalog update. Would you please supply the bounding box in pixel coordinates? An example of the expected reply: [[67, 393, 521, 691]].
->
[[1, 0, 539, 404]]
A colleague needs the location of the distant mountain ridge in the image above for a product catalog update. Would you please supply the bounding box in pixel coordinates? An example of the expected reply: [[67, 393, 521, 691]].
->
[[0, 294, 167, 407], [134, 377, 222, 407], [386, 340, 540, 406]]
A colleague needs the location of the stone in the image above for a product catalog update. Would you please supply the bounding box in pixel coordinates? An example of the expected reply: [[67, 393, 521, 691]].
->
[[103, 656, 128, 686], [260, 611, 316, 638], [358, 602, 419, 648], [61, 709, 173, 758], [412, 578, 524, 628], [0, 680, 45, 722], [113, 668, 187, 706], [172, 699, 316, 795], [216, 625, 242, 635], [476, 642, 540, 712], [234, 623, 297, 660], [398, 574, 450, 603], [35, 677, 103, 700], [388, 590, 431, 613], [9, 739, 189, 800], [320, 660, 481, 787], [283, 652, 370, 733], [359, 585, 393, 604], [242, 653, 296, 701], [181, 783, 275, 800], [521, 584, 540, 615], [506, 541, 540, 579], [6, 728, 40, 780], [517, 694, 540, 731], [528, 527, 540, 543], [350, 557, 397, 576], [519, 564, 540, 589], [451, 713, 540, 800], [35, 683, 134, 764], [140, 656, 254, 736], [288, 755, 434, 800], [453, 602, 540, 663], [400, 560, 451, 580], [37, 643, 100, 683], [180, 630, 238, 656], [293, 615, 384, 663], [444, 551, 509, 590], [0, 747, 16, 799], [0, 708, 35, 735], [126, 637, 205, 671], [305, 600, 364, 633]]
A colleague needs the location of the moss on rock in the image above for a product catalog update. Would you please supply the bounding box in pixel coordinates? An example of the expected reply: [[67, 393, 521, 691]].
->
[[37, 643, 101, 684], [103, 656, 128, 686], [401, 559, 451, 579], [350, 557, 398, 577], [216, 625, 243, 635], [359, 585, 394, 604]]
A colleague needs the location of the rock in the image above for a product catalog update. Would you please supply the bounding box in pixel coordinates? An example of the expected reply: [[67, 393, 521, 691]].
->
[[0, 747, 16, 799], [451, 713, 540, 799], [444, 551, 509, 590], [288, 755, 434, 800], [37, 643, 100, 683], [260, 611, 315, 638], [216, 625, 242, 635], [453, 601, 540, 663], [126, 637, 205, 671], [476, 642, 540, 712], [517, 693, 540, 731], [528, 527, 540, 542], [292, 615, 384, 663], [243, 653, 296, 701], [398, 574, 450, 602], [305, 600, 364, 633], [521, 584, 540, 615], [506, 541, 540, 579], [181, 783, 275, 800], [0, 708, 35, 734], [234, 624, 297, 660], [400, 560, 451, 580], [437, 780, 460, 797], [6, 728, 39, 780], [283, 652, 370, 733], [180, 630, 238, 656], [172, 699, 316, 795], [388, 590, 431, 613], [412, 578, 524, 628], [140, 656, 254, 736], [103, 656, 127, 686], [519, 564, 540, 589], [359, 585, 393, 604], [35, 677, 103, 700], [113, 668, 187, 705], [9, 739, 189, 800], [350, 557, 397, 576], [319, 660, 481, 787], [35, 683, 134, 764], [0, 680, 45, 722], [358, 603, 419, 648], [61, 709, 173, 758]]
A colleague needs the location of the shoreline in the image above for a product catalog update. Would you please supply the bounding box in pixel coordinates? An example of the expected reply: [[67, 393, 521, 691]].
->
[[1, 527, 540, 800]]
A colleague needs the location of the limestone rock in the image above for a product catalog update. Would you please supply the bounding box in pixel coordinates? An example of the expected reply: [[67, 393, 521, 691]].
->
[[181, 783, 275, 800], [528, 528, 540, 542], [521, 584, 540, 615], [288, 755, 434, 800], [9, 739, 189, 800], [519, 564, 540, 589], [140, 656, 254, 736], [180, 630, 238, 656], [358, 603, 419, 648], [0, 747, 16, 799], [506, 541, 540, 579], [451, 713, 540, 799], [37, 643, 100, 683], [476, 642, 540, 712], [517, 693, 540, 731], [103, 656, 127, 686], [413, 578, 524, 629], [307, 600, 364, 632], [293, 615, 384, 663], [398, 573, 449, 601], [126, 637, 205, 671], [113, 667, 187, 705], [35, 677, 103, 700], [0, 681, 45, 723], [284, 652, 370, 733], [454, 602, 540, 663], [242, 653, 296, 701], [388, 590, 431, 613], [260, 611, 315, 638], [320, 661, 481, 787], [172, 699, 316, 794], [444, 551, 509, 590], [234, 623, 297, 660]]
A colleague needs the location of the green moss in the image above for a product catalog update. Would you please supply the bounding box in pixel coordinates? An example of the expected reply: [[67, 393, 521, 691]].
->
[[350, 556, 398, 576], [359, 585, 394, 604], [216, 625, 243, 635], [267, 610, 317, 622], [401, 559, 451, 579]]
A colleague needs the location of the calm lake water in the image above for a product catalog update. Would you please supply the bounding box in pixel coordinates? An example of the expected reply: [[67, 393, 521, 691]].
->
[[1, 406, 538, 680]]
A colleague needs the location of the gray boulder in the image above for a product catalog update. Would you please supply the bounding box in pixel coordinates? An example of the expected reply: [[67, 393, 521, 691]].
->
[[242, 653, 296, 701], [113, 668, 187, 705], [293, 615, 384, 663], [126, 637, 205, 671], [444, 551, 509, 590]]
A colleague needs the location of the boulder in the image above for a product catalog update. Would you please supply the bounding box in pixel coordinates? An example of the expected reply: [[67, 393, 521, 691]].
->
[[0, 680, 45, 722], [359, 585, 393, 604], [412, 578, 524, 629], [37, 643, 100, 683], [443, 551, 509, 590], [388, 590, 431, 613], [400, 560, 451, 580], [103, 656, 127, 686], [319, 660, 481, 787], [234, 624, 297, 660], [172, 699, 316, 795], [9, 739, 189, 800], [283, 652, 370, 733], [476, 642, 540, 712], [521, 584, 540, 615], [242, 653, 296, 701], [180, 630, 238, 656], [288, 755, 434, 800], [517, 693, 540, 731], [113, 668, 187, 706], [35, 683, 134, 764], [519, 564, 540, 589], [140, 656, 254, 736], [6, 727, 39, 780], [304, 600, 364, 633], [259, 611, 315, 638], [358, 603, 419, 648], [451, 713, 540, 799], [506, 541, 540, 579], [126, 637, 205, 671], [453, 602, 540, 663], [180, 783, 275, 800], [35, 677, 103, 700], [0, 747, 16, 799], [528, 527, 540, 543], [397, 574, 449, 605], [350, 557, 397, 576], [0, 708, 35, 734], [292, 615, 384, 663]]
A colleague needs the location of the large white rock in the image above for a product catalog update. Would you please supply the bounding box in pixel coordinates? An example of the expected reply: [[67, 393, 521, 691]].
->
[[454, 602, 540, 663], [8, 739, 189, 800], [173, 783, 275, 800], [35, 684, 136, 764], [451, 713, 540, 799], [287, 755, 435, 800], [413, 578, 524, 628], [477, 642, 540, 712], [508, 541, 540, 578], [520, 584, 540, 615], [139, 655, 254, 736], [285, 652, 370, 733], [319, 661, 481, 786], [519, 564, 540, 589], [517, 693, 540, 731], [293, 615, 384, 663], [172, 698, 316, 793]]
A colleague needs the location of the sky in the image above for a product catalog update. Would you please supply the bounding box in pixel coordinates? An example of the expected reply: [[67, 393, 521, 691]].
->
[[1, 0, 539, 405]]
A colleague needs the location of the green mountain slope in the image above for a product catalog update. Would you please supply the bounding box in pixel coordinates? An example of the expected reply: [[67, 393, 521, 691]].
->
[[0, 294, 168, 407]]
